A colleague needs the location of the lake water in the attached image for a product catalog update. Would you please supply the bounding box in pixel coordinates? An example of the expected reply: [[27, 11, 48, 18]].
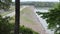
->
[[35, 7, 54, 34]]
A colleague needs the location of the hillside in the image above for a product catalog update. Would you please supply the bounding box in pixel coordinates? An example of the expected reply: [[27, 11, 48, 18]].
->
[[20, 6, 48, 34]]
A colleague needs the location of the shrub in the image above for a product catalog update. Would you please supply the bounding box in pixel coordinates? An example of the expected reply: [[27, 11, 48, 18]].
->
[[0, 15, 39, 34], [20, 25, 39, 34]]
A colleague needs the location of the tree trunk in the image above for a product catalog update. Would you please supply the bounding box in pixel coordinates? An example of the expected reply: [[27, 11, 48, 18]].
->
[[14, 0, 20, 34]]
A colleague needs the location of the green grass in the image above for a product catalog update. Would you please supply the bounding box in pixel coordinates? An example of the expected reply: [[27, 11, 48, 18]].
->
[[20, 7, 32, 14], [21, 16, 34, 23], [20, 7, 36, 24]]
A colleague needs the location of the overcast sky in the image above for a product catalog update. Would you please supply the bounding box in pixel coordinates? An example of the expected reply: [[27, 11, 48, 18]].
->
[[12, 0, 59, 2]]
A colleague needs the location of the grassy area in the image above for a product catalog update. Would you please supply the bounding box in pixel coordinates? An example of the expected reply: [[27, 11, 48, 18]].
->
[[8, 6, 42, 34], [20, 7, 43, 34], [9, 6, 37, 24], [21, 16, 34, 23], [9, 7, 35, 24], [20, 7, 36, 24]]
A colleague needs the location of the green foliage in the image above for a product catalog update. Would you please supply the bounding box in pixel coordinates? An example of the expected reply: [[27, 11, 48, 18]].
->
[[0, 0, 12, 11], [0, 15, 13, 34], [20, 25, 39, 34], [0, 15, 39, 34], [36, 2, 60, 34]]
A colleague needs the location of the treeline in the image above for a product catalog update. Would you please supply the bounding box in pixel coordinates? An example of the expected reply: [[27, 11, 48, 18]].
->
[[20, 1, 58, 7]]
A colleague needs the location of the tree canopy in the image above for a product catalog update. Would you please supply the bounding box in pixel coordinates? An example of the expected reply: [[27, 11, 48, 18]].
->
[[36, 2, 60, 34], [0, 0, 12, 10]]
